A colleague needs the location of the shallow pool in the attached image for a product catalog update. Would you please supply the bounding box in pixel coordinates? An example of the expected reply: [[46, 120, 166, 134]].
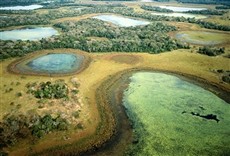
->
[[93, 15, 150, 27], [25, 53, 84, 74], [0, 27, 58, 41], [0, 4, 43, 10], [159, 6, 206, 12], [123, 72, 230, 155]]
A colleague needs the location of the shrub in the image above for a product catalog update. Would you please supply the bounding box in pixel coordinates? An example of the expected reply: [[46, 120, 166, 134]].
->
[[28, 81, 69, 99], [72, 111, 80, 118], [16, 92, 22, 97], [198, 46, 225, 56], [5, 88, 13, 93], [75, 123, 84, 130], [222, 75, 230, 84], [71, 89, 79, 94], [0, 114, 30, 148], [31, 114, 68, 138]]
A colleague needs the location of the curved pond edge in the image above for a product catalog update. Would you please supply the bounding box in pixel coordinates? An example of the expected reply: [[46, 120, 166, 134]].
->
[[7, 49, 92, 77], [173, 30, 230, 46], [32, 67, 230, 155], [91, 68, 230, 155]]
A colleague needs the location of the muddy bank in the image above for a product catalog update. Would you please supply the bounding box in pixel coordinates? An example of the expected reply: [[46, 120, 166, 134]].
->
[[82, 71, 134, 156]]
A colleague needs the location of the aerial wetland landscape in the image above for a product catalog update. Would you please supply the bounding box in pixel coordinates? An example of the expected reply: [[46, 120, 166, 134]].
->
[[0, 0, 230, 155]]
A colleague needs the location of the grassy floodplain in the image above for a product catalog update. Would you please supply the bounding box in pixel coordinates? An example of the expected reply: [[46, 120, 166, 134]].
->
[[1, 0, 230, 155], [1, 48, 230, 155]]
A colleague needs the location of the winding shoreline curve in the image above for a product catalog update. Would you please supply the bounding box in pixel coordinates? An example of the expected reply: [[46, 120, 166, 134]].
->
[[86, 67, 230, 155], [2, 51, 230, 155], [33, 67, 230, 155]]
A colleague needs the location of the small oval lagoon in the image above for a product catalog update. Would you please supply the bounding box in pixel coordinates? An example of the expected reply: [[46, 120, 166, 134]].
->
[[12, 53, 85, 75], [159, 6, 206, 12], [175, 31, 230, 45], [123, 72, 230, 155], [0, 4, 43, 10], [151, 12, 207, 19], [0, 27, 58, 41], [93, 15, 150, 27]]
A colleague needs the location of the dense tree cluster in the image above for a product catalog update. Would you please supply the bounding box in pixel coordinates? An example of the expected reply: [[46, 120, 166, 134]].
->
[[198, 46, 225, 56], [31, 114, 68, 138], [193, 20, 230, 31], [0, 113, 68, 150], [0, 14, 50, 28], [26, 81, 69, 99], [222, 75, 230, 84], [53, 19, 188, 53], [215, 5, 230, 10], [0, 10, 34, 14], [185, 9, 227, 15], [1, 17, 190, 60], [0, 114, 30, 149], [141, 5, 173, 13]]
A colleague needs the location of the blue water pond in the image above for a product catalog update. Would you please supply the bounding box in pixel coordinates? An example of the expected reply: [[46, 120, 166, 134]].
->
[[26, 53, 84, 74]]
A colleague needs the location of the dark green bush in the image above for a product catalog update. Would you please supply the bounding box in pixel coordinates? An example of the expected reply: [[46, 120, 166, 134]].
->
[[75, 123, 84, 130], [28, 81, 69, 99], [16, 92, 22, 97], [72, 111, 80, 118], [31, 114, 68, 138], [222, 75, 230, 84], [198, 46, 225, 56]]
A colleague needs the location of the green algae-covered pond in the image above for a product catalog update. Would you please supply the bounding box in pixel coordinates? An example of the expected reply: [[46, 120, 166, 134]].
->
[[122, 72, 230, 155]]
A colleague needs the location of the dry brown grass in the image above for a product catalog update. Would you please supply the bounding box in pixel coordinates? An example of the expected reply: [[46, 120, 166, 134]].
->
[[204, 15, 230, 27]]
